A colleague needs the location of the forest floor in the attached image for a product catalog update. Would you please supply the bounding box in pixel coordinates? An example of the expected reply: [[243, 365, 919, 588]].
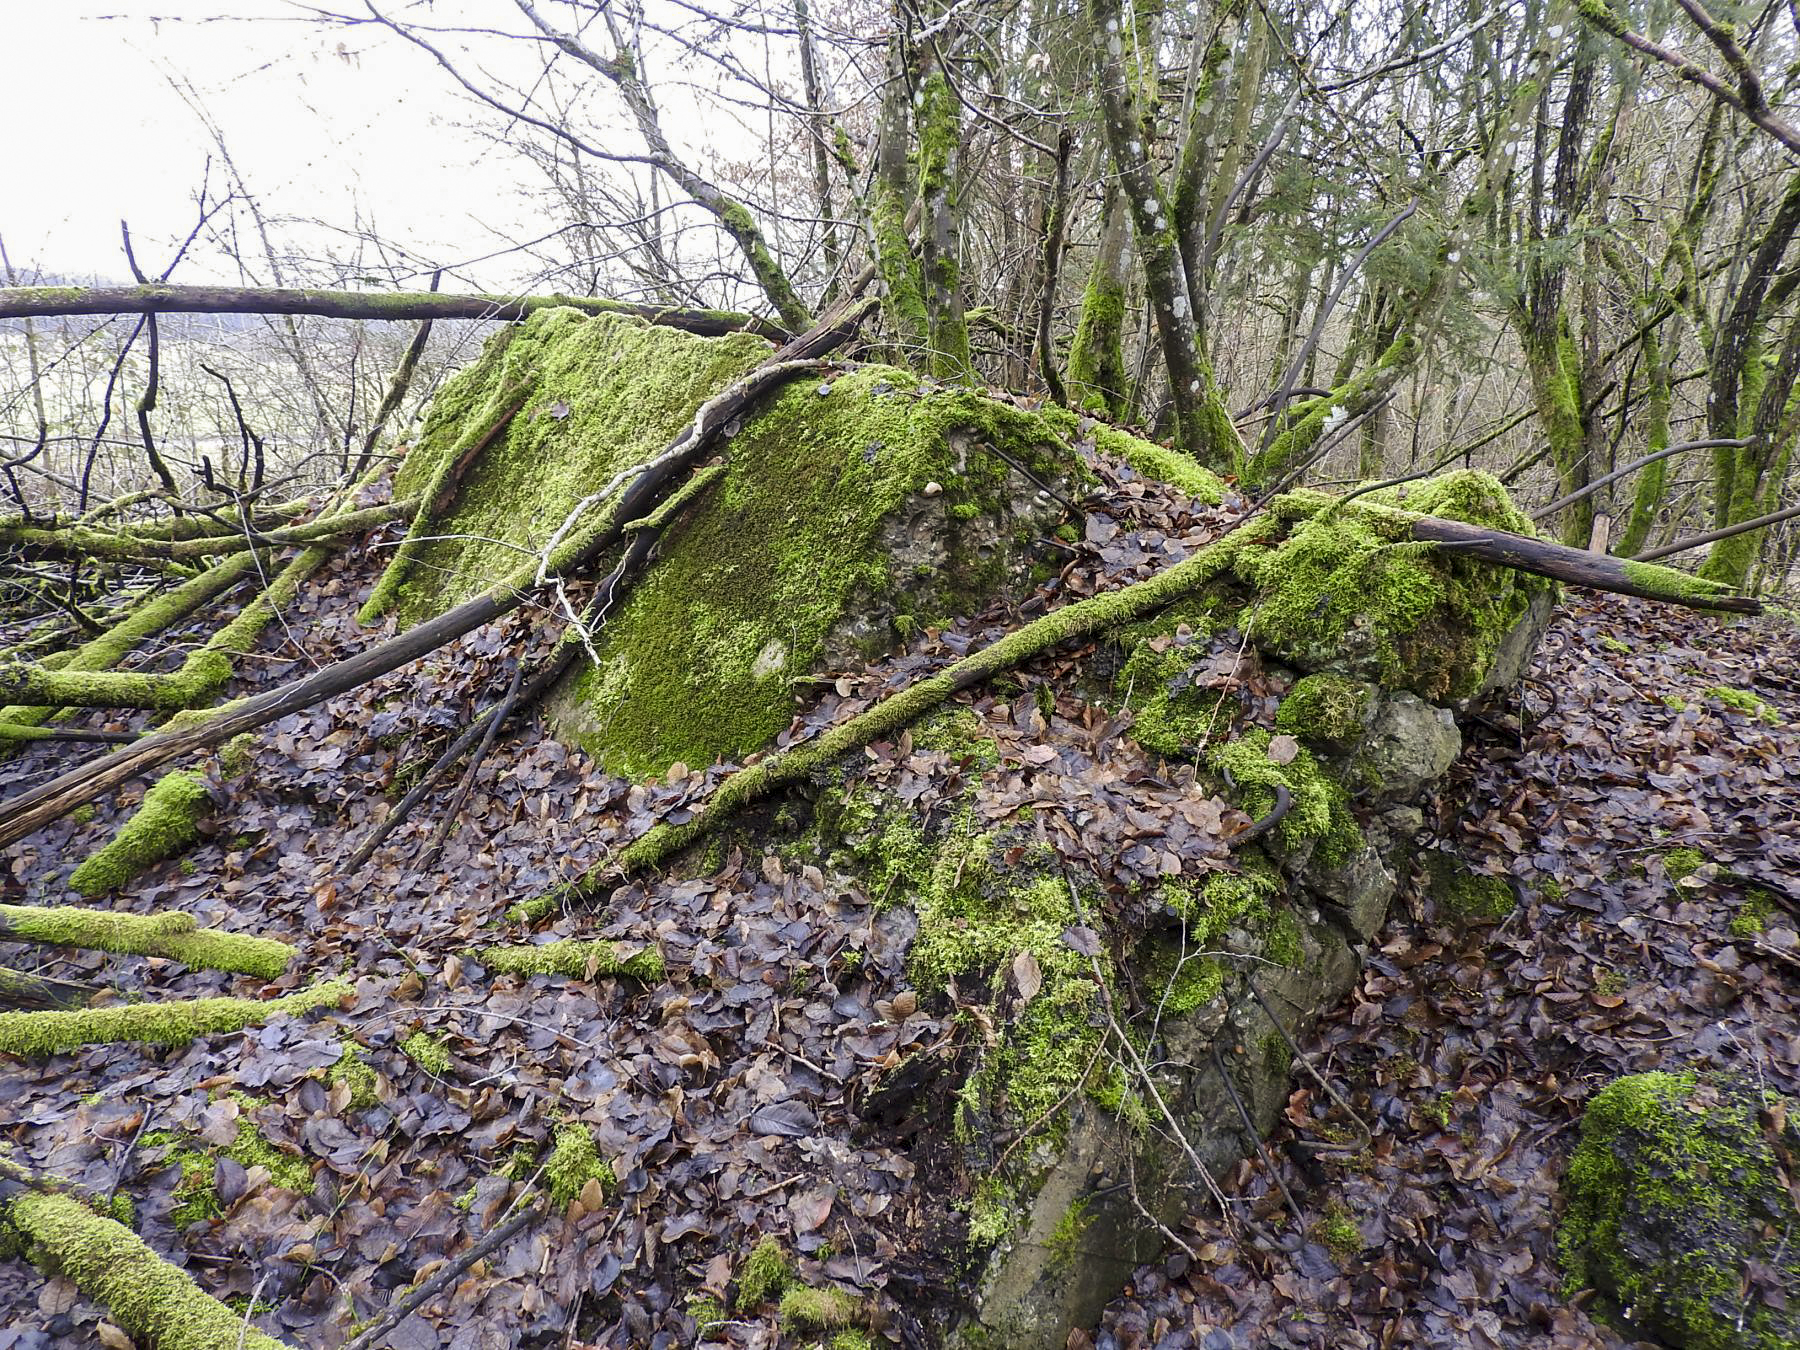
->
[[0, 456, 1795, 1350]]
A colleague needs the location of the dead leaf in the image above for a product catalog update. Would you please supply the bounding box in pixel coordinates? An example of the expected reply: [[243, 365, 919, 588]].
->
[[1267, 734, 1300, 765], [1012, 950, 1043, 1004]]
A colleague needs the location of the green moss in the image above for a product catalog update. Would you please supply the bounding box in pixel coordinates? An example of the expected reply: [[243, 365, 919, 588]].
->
[[1211, 729, 1362, 866], [829, 1332, 876, 1350], [386, 311, 1088, 778], [909, 705, 1000, 769], [0, 904, 294, 977], [736, 1235, 795, 1308], [1704, 686, 1780, 725], [685, 1294, 727, 1336], [0, 980, 349, 1058], [1227, 472, 1552, 701], [2, 1190, 288, 1349], [543, 1123, 614, 1210], [68, 770, 211, 895], [327, 1042, 380, 1110], [1046, 1196, 1092, 1268], [778, 1284, 862, 1332], [1275, 673, 1374, 748], [1540, 878, 1565, 901], [1662, 694, 1689, 712], [1314, 1199, 1362, 1264], [1728, 890, 1777, 938], [1115, 618, 1237, 757], [1664, 847, 1706, 883], [70, 803, 96, 826], [471, 940, 664, 982], [224, 1094, 312, 1192], [1088, 423, 1225, 504], [1422, 852, 1514, 921], [1600, 635, 1631, 654], [1559, 1071, 1798, 1349], [400, 1032, 450, 1076], [1618, 560, 1744, 608], [219, 733, 255, 779], [142, 1129, 223, 1228]]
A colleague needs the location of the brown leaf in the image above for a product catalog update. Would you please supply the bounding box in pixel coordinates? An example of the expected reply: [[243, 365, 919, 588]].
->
[[1267, 734, 1300, 765], [96, 1323, 135, 1350], [1012, 950, 1043, 1004]]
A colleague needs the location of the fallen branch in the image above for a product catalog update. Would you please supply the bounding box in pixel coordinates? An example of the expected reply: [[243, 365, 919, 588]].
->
[[0, 283, 788, 339], [0, 964, 98, 1012], [0, 299, 873, 849], [0, 497, 417, 563], [0, 979, 350, 1058], [340, 1197, 544, 1350], [1630, 498, 1800, 562], [1403, 514, 1762, 611], [547, 498, 1758, 904]]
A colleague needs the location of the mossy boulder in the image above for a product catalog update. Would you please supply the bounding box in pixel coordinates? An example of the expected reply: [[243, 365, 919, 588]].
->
[[377, 309, 1219, 777], [1560, 1070, 1799, 1350]]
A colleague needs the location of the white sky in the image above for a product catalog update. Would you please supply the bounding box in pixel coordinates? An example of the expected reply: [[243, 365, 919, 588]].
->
[[2, 1, 777, 290]]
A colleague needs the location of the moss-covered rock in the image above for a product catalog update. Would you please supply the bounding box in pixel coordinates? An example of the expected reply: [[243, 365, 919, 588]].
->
[[1559, 1070, 1799, 1349], [1276, 672, 1375, 750], [68, 770, 211, 895], [1422, 850, 1515, 921]]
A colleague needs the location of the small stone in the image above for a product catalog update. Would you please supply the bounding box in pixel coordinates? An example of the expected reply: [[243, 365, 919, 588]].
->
[[922, 481, 943, 497]]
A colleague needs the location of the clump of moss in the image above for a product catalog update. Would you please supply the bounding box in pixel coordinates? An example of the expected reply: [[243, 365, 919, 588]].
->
[[1422, 852, 1514, 921], [1314, 1200, 1362, 1265], [1664, 847, 1707, 884], [543, 1123, 614, 1210], [223, 1094, 312, 1193], [219, 732, 255, 779], [0, 903, 294, 978], [400, 1031, 450, 1076], [1600, 635, 1631, 654], [2, 1190, 288, 1349], [327, 1042, 380, 1110], [1560, 1071, 1799, 1349], [779, 1284, 863, 1333], [471, 940, 664, 982], [736, 1235, 795, 1308], [1728, 890, 1777, 939], [141, 1128, 224, 1228], [829, 1332, 876, 1350], [685, 1294, 727, 1336], [1224, 473, 1552, 702], [68, 769, 211, 895], [1210, 729, 1362, 865], [0, 980, 350, 1058], [1704, 686, 1780, 725], [1275, 673, 1374, 749], [69, 803, 96, 826], [909, 705, 1000, 770]]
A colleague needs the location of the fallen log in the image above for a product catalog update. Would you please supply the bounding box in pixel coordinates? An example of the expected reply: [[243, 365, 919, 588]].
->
[[0, 905, 294, 977], [0, 283, 788, 340], [0, 1186, 291, 1349], [0, 299, 874, 849]]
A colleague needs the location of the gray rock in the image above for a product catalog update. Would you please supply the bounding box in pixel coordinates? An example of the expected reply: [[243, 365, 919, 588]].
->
[[1358, 693, 1461, 801]]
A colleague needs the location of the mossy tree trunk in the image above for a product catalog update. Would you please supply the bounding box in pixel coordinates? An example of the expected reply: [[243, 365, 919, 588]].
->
[[1066, 182, 1134, 418], [1086, 0, 1239, 471], [917, 42, 974, 383], [870, 30, 932, 359]]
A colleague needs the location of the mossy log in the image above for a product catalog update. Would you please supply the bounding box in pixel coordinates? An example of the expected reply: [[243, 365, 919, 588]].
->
[[0, 1187, 290, 1349], [0, 281, 786, 338], [0, 300, 873, 849], [0, 979, 350, 1058], [0, 551, 263, 734], [0, 905, 295, 977], [67, 770, 211, 895]]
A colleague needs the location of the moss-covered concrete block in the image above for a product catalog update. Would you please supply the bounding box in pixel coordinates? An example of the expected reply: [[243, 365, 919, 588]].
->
[[1560, 1070, 1799, 1350], [379, 309, 1197, 777]]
